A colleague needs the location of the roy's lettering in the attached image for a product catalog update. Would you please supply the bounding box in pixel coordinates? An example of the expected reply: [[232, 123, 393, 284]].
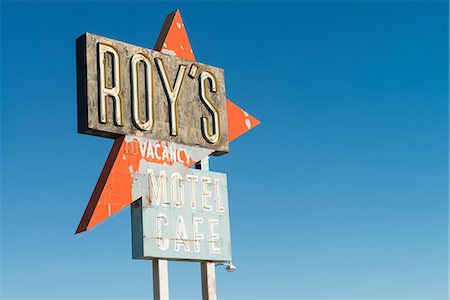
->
[[77, 33, 229, 154]]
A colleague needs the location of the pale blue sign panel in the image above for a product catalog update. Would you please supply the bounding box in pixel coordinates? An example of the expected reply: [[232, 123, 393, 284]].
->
[[131, 162, 232, 262]]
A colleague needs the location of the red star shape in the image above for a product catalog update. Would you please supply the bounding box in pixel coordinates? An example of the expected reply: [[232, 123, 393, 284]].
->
[[76, 10, 260, 234]]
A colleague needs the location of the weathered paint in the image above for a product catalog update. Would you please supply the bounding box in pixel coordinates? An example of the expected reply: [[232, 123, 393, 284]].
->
[[226, 100, 261, 142], [77, 33, 229, 154], [154, 10, 195, 61], [154, 10, 261, 142], [131, 162, 231, 262], [76, 136, 214, 234], [76, 9, 260, 234]]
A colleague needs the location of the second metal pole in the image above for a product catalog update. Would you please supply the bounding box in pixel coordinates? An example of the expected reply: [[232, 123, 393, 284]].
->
[[197, 157, 217, 300]]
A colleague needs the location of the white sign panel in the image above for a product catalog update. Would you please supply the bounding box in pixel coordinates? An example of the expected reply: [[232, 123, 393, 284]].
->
[[131, 162, 232, 262]]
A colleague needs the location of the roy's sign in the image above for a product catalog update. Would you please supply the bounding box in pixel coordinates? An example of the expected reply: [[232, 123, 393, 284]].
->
[[75, 10, 260, 267], [77, 33, 229, 154]]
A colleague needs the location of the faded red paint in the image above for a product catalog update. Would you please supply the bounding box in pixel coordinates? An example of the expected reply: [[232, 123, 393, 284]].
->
[[76, 9, 260, 234], [155, 10, 260, 142], [154, 9, 195, 61], [226, 99, 261, 142], [76, 137, 199, 233]]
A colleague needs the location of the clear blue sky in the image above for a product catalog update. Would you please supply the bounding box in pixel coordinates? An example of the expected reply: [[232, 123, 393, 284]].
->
[[1, 1, 448, 299]]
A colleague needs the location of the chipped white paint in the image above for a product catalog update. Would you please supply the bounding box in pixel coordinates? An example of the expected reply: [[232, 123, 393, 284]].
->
[[161, 49, 177, 56], [245, 118, 251, 129]]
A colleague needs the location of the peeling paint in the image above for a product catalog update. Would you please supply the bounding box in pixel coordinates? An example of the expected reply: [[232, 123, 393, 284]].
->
[[161, 49, 177, 56], [245, 118, 251, 129], [76, 9, 261, 234], [76, 136, 215, 233]]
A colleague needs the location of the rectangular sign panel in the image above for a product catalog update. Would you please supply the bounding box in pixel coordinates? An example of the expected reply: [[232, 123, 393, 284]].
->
[[131, 162, 232, 262], [76, 33, 229, 154]]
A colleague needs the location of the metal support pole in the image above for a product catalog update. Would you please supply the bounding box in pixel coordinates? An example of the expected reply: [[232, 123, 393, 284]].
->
[[201, 261, 217, 300], [153, 259, 169, 300], [197, 157, 217, 300]]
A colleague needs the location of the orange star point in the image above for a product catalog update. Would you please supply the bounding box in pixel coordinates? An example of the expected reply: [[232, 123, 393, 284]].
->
[[76, 9, 260, 234]]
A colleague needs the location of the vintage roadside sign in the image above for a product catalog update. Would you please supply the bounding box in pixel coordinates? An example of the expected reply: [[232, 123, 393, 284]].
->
[[77, 33, 229, 154], [76, 9, 260, 299], [131, 162, 231, 262], [76, 10, 259, 234]]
